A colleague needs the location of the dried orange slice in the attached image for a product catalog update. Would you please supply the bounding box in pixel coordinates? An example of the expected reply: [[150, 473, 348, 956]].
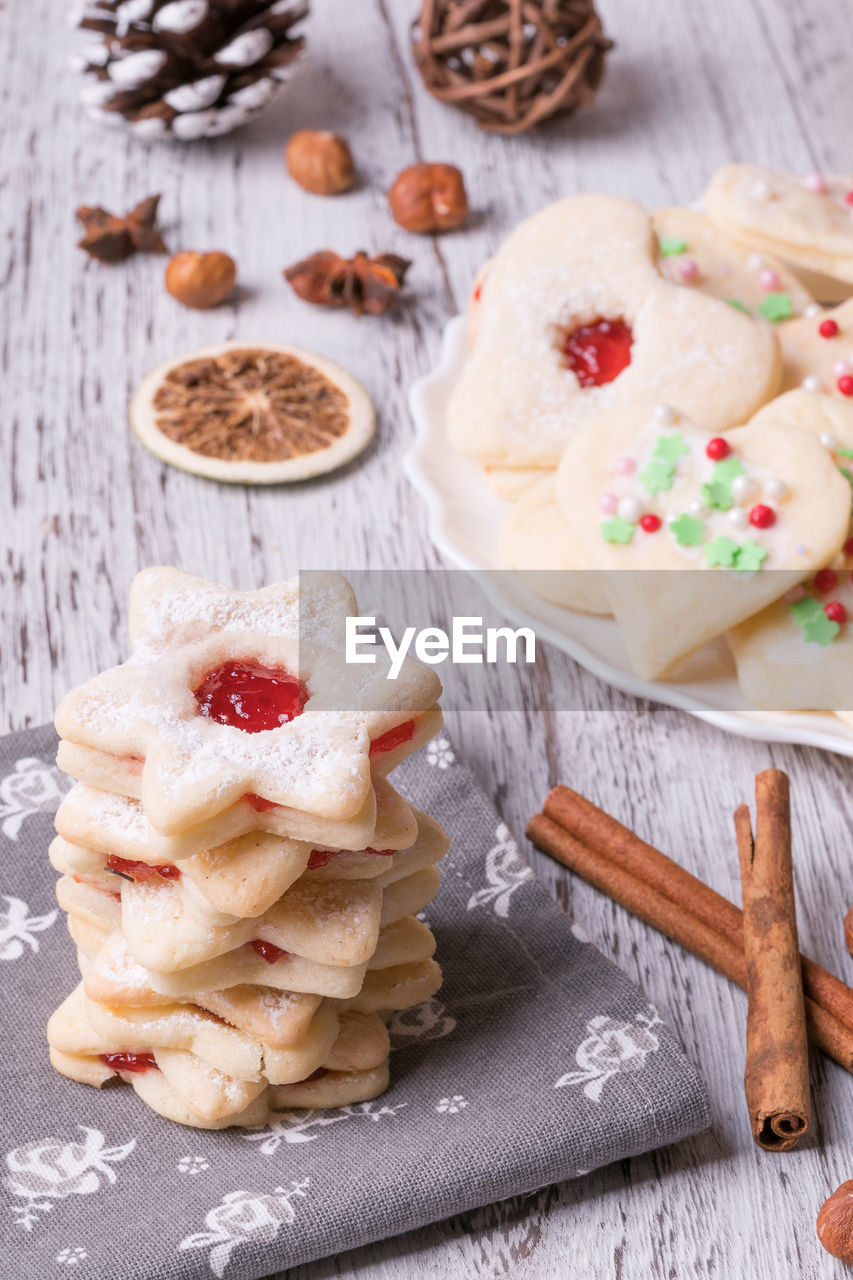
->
[[130, 341, 375, 483]]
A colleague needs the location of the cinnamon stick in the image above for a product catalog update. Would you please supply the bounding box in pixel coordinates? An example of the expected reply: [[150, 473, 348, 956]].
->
[[736, 774, 810, 1151], [527, 805, 853, 1075], [540, 785, 853, 1036]]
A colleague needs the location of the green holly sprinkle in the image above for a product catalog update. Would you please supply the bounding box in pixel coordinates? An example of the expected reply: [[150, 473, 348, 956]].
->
[[727, 299, 750, 314], [790, 596, 840, 645], [640, 459, 676, 495], [805, 612, 840, 645], [701, 480, 734, 511], [841, 466, 853, 489], [669, 514, 705, 546], [601, 517, 635, 545], [757, 292, 793, 322], [653, 433, 689, 466], [732, 540, 767, 572], [705, 536, 740, 568], [659, 236, 688, 257], [713, 457, 746, 486], [791, 596, 823, 625], [837, 447, 853, 459]]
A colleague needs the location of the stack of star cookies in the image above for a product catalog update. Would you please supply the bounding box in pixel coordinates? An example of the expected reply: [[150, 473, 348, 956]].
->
[[46, 568, 448, 1129]]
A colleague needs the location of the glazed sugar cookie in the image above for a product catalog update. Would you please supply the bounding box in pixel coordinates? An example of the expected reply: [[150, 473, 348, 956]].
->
[[55, 569, 441, 835], [777, 299, 853, 422], [653, 207, 813, 321], [498, 474, 611, 614], [448, 194, 781, 469], [726, 389, 853, 711], [130, 343, 376, 485], [706, 165, 853, 292], [727, 570, 853, 712], [556, 402, 851, 679]]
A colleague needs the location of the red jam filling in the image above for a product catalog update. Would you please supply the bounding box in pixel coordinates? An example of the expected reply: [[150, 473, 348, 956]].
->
[[307, 846, 395, 870], [294, 1067, 328, 1085], [106, 855, 181, 883], [244, 792, 279, 813], [369, 719, 416, 757], [250, 939, 289, 965], [562, 318, 633, 388], [100, 1051, 156, 1074], [194, 660, 307, 732]]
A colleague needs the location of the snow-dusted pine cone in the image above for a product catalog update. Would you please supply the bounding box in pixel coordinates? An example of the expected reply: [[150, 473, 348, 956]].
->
[[71, 0, 308, 141]]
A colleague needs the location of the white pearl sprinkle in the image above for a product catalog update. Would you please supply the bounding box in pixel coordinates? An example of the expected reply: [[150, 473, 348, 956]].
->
[[653, 404, 676, 425], [763, 477, 788, 502], [747, 253, 765, 271], [617, 496, 644, 524], [820, 431, 839, 451], [804, 303, 823, 318], [751, 179, 771, 202], [688, 499, 709, 519], [731, 474, 756, 504], [801, 375, 822, 393], [728, 508, 748, 530]]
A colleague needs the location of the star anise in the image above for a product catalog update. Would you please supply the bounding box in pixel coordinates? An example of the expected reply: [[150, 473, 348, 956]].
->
[[76, 194, 167, 264], [283, 250, 411, 316]]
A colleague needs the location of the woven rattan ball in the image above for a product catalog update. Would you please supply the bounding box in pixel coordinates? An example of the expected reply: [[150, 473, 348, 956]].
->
[[412, 0, 612, 135]]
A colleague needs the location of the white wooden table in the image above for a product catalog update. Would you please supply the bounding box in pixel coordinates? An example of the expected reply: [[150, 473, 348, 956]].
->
[[3, 1, 852, 1275]]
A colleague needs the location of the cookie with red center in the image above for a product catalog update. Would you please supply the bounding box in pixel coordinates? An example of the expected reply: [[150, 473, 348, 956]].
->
[[706, 164, 853, 294], [54, 568, 442, 837], [448, 194, 781, 470]]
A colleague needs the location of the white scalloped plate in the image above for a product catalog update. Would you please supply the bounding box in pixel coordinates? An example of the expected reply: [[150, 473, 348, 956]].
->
[[404, 315, 853, 758]]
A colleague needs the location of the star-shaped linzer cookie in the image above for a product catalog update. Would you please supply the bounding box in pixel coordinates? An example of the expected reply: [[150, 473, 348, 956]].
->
[[55, 569, 442, 837]]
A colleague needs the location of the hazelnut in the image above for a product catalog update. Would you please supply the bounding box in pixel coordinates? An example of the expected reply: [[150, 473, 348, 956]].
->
[[388, 163, 469, 234], [285, 130, 355, 196], [818, 1181, 853, 1263], [165, 251, 236, 310]]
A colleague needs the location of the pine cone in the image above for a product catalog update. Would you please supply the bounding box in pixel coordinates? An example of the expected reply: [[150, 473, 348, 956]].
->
[[71, 0, 308, 141]]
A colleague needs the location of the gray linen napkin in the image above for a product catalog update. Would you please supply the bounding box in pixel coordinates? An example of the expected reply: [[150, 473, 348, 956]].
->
[[0, 724, 709, 1279]]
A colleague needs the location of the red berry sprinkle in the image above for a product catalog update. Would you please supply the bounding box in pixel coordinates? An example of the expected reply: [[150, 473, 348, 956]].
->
[[844, 537, 853, 557], [706, 437, 731, 461], [838, 375, 853, 397], [814, 568, 838, 593], [845, 191, 853, 206], [824, 601, 847, 625], [749, 504, 776, 529], [819, 319, 839, 338], [640, 514, 662, 533]]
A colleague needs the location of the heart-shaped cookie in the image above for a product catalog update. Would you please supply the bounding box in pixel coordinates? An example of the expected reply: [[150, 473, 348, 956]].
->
[[555, 402, 850, 679], [448, 195, 781, 469]]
